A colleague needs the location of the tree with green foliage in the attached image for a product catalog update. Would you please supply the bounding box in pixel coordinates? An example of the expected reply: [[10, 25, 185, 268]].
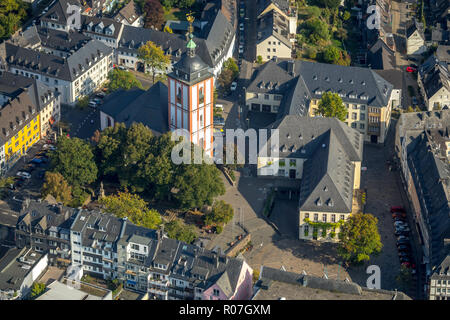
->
[[41, 172, 72, 205], [0, 0, 29, 40], [218, 68, 235, 95], [173, 163, 225, 209], [143, 0, 165, 30], [316, 92, 348, 122], [30, 282, 46, 299], [76, 96, 89, 109], [50, 136, 98, 187], [137, 40, 171, 84], [165, 219, 197, 244], [323, 46, 341, 64], [313, 0, 341, 9], [338, 213, 383, 264], [205, 200, 234, 226], [256, 55, 263, 64], [396, 265, 414, 291], [342, 11, 351, 21], [99, 191, 162, 229], [107, 68, 143, 92], [301, 18, 330, 43], [223, 58, 239, 78], [96, 123, 128, 177], [0, 176, 14, 199]]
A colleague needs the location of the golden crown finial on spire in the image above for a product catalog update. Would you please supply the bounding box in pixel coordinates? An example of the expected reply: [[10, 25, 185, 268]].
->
[[186, 12, 195, 24]]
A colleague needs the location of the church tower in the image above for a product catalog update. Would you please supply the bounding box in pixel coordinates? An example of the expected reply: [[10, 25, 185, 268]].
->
[[167, 14, 214, 157]]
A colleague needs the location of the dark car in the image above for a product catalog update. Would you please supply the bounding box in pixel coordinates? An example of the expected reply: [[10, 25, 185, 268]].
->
[[397, 239, 410, 246], [393, 215, 406, 222], [400, 256, 410, 263], [398, 245, 411, 252], [409, 64, 418, 69], [391, 206, 405, 213], [395, 229, 410, 237], [37, 171, 46, 179], [23, 164, 35, 173], [398, 251, 410, 258], [213, 116, 225, 126]]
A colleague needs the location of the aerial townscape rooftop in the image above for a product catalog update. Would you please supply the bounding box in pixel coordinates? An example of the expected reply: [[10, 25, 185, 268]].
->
[[0, 0, 449, 313]]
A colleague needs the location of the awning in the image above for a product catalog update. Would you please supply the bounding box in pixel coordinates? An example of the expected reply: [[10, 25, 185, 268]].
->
[[57, 258, 71, 264]]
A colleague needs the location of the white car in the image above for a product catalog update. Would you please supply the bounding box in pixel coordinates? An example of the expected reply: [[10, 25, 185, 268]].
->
[[230, 82, 238, 91], [238, 45, 244, 54], [16, 171, 31, 179], [239, 23, 244, 31]]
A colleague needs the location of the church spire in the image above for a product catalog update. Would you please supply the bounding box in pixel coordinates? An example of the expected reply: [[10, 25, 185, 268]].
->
[[186, 13, 196, 58]]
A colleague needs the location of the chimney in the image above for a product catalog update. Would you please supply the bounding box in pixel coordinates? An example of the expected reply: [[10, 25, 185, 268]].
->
[[287, 60, 295, 76]]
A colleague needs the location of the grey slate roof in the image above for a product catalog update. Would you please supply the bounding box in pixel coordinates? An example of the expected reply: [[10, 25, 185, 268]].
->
[[71, 210, 124, 247], [5, 39, 112, 82], [367, 38, 395, 70], [418, 55, 450, 100], [41, 0, 81, 26], [100, 81, 169, 135], [248, 59, 394, 119], [406, 19, 425, 39], [257, 0, 291, 17], [0, 247, 45, 292], [436, 45, 450, 64], [37, 26, 92, 53], [262, 116, 363, 213], [257, 9, 291, 48], [18, 200, 77, 232], [113, 0, 141, 25], [81, 16, 123, 40], [431, 255, 450, 280]]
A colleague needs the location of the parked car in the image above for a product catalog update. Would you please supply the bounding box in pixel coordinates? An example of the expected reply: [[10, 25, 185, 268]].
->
[[230, 82, 238, 91], [88, 100, 98, 108], [394, 220, 408, 226], [391, 206, 406, 213], [96, 92, 106, 98], [409, 63, 418, 69], [213, 116, 225, 126], [395, 229, 410, 237], [393, 216, 406, 222], [412, 96, 418, 105], [399, 256, 410, 263], [397, 235, 410, 241], [240, 8, 245, 18], [402, 262, 416, 269], [392, 212, 406, 219], [30, 157, 43, 165], [406, 66, 417, 73], [397, 239, 410, 246], [396, 226, 411, 233], [238, 45, 244, 54], [398, 244, 411, 252], [398, 251, 410, 258], [239, 34, 244, 43], [92, 98, 102, 105], [118, 66, 127, 70], [16, 171, 31, 179], [239, 23, 244, 31]]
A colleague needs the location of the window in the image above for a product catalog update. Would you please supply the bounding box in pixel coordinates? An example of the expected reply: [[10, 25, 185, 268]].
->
[[351, 122, 356, 128], [278, 169, 285, 176], [272, 48, 276, 52], [289, 159, 296, 167], [264, 94, 269, 100], [360, 123, 365, 130], [361, 105, 366, 110], [274, 95, 282, 101], [131, 244, 139, 250], [199, 87, 204, 104], [176, 87, 182, 103], [360, 113, 365, 121], [352, 113, 357, 120], [314, 214, 318, 222], [213, 289, 220, 297], [352, 104, 358, 109], [340, 215, 345, 221], [331, 214, 336, 222], [305, 213, 309, 219], [322, 214, 327, 222]]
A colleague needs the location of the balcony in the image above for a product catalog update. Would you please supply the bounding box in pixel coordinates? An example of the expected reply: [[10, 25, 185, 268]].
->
[[148, 278, 169, 286]]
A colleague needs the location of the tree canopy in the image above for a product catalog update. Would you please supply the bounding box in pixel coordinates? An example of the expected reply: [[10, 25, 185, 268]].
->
[[137, 41, 171, 84], [0, 0, 28, 40], [107, 68, 143, 92], [143, 0, 165, 30], [50, 136, 98, 187], [99, 191, 162, 229], [338, 213, 383, 264], [316, 92, 348, 122], [301, 18, 330, 43], [30, 282, 46, 299], [205, 200, 234, 226], [173, 163, 225, 209], [41, 172, 72, 205], [164, 219, 198, 244]]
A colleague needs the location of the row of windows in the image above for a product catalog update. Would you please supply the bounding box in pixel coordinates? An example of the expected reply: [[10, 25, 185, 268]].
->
[[304, 213, 345, 223]]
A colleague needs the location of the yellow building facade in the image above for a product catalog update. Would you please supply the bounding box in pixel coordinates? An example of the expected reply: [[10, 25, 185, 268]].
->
[[4, 115, 40, 161]]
